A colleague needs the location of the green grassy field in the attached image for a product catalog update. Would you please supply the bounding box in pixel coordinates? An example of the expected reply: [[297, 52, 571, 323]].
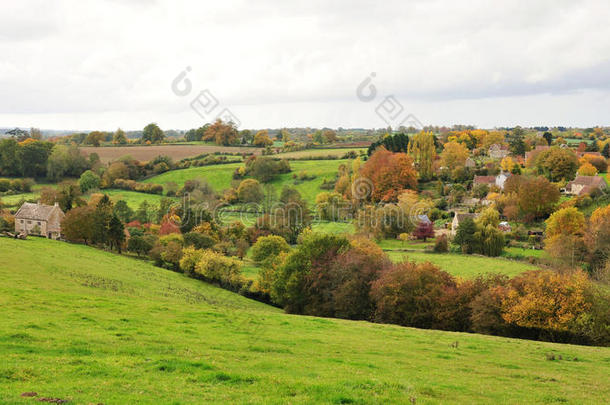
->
[[1, 238, 610, 404], [387, 250, 539, 278], [145, 160, 350, 203], [101, 189, 176, 209], [275, 148, 366, 159], [1, 189, 172, 210]]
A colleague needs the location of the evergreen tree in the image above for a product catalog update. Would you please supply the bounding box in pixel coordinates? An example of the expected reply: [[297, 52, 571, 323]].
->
[[454, 217, 477, 254], [108, 214, 125, 253]]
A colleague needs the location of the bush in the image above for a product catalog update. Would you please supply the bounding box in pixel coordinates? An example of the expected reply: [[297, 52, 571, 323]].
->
[[183, 232, 215, 250], [0, 179, 10, 192], [79, 170, 101, 193], [434, 234, 448, 252], [250, 235, 290, 264], [127, 235, 153, 256], [194, 250, 243, 288], [237, 178, 264, 203], [370, 261, 456, 329]]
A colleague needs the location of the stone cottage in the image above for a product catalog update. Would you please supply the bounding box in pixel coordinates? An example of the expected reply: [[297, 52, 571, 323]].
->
[[566, 176, 607, 196], [14, 202, 65, 239]]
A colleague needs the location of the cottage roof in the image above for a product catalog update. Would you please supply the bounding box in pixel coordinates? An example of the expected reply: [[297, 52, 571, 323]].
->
[[474, 175, 496, 184], [568, 176, 606, 187], [15, 202, 58, 221], [455, 212, 477, 222]]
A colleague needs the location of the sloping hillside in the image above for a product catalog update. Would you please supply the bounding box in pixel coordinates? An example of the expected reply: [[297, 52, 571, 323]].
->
[[1, 238, 609, 404]]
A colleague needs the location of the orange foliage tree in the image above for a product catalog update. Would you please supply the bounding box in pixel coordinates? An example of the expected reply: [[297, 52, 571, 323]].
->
[[358, 147, 417, 202]]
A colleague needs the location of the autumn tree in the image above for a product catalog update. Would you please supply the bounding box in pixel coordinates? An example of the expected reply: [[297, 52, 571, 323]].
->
[[61, 205, 96, 244], [413, 220, 434, 241], [585, 205, 610, 272], [408, 131, 436, 180], [113, 128, 127, 144], [371, 261, 456, 328], [440, 141, 469, 170], [544, 207, 586, 267], [85, 131, 106, 147], [504, 175, 559, 222], [501, 270, 590, 333], [359, 147, 418, 202], [535, 147, 579, 181], [237, 178, 264, 203], [577, 162, 598, 176], [253, 130, 273, 147], [500, 156, 516, 172], [203, 119, 238, 146]]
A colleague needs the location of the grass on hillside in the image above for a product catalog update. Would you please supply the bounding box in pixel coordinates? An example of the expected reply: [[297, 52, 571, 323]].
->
[[1, 238, 610, 404], [145, 160, 350, 203]]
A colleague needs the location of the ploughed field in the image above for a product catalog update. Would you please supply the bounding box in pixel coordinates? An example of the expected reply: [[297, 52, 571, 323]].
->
[[81, 144, 261, 163], [1, 237, 609, 404]]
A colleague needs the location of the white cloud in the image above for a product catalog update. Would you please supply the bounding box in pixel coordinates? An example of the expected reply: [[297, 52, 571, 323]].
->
[[0, 0, 609, 130]]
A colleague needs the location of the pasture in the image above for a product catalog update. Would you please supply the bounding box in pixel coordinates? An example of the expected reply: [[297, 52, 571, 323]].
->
[[0, 238, 609, 404], [386, 250, 539, 278], [146, 159, 350, 203]]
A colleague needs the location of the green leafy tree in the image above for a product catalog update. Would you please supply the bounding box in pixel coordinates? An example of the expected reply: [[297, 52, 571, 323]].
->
[[79, 170, 101, 193], [113, 128, 128, 144], [113, 200, 134, 223], [454, 217, 477, 254], [142, 123, 165, 143]]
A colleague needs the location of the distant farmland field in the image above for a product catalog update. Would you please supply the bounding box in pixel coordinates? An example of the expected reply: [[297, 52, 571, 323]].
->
[[81, 144, 261, 162]]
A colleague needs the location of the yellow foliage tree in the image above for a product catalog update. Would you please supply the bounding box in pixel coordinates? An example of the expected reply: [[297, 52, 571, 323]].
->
[[501, 270, 590, 331], [577, 162, 598, 176], [500, 156, 515, 172], [441, 141, 469, 170], [408, 131, 436, 180]]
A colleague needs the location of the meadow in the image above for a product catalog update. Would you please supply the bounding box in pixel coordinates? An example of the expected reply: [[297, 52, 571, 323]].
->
[[1, 189, 172, 210], [1, 237, 609, 404], [386, 250, 539, 278], [275, 147, 367, 159], [146, 159, 350, 204]]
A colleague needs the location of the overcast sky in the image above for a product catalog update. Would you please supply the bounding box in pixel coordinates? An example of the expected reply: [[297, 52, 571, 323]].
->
[[1, 0, 609, 131]]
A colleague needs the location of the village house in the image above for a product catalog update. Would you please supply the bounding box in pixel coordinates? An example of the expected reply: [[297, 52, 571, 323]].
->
[[488, 144, 510, 159], [451, 212, 478, 236], [524, 145, 549, 162], [14, 202, 65, 239], [473, 172, 511, 190], [465, 157, 476, 169], [565, 176, 607, 196]]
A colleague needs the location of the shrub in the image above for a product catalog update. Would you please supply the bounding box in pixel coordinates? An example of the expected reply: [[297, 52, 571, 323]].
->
[[370, 261, 456, 329], [251, 235, 290, 264], [179, 246, 204, 276], [127, 235, 153, 256], [183, 232, 216, 250], [237, 178, 264, 203], [79, 170, 101, 193], [194, 250, 243, 288], [0, 179, 10, 192], [434, 234, 448, 252]]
